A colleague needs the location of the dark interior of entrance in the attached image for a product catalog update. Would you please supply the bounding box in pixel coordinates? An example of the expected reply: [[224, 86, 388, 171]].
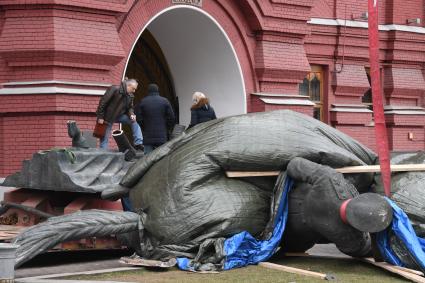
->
[[125, 30, 178, 123]]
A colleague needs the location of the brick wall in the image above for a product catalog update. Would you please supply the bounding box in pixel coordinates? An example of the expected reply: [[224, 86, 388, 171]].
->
[[314, 0, 424, 25], [0, 94, 120, 176], [385, 0, 424, 25], [333, 125, 377, 152], [0, 114, 94, 176], [0, 6, 124, 84], [308, 0, 425, 154], [0, 0, 264, 176]]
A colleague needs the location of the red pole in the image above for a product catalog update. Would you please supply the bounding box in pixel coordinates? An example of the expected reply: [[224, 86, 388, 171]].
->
[[368, 0, 391, 196]]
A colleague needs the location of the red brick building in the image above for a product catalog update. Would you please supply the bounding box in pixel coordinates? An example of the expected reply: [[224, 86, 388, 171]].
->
[[0, 0, 424, 176]]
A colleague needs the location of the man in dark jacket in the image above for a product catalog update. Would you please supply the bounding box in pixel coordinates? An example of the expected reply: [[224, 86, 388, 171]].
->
[[96, 79, 143, 150], [137, 84, 175, 154]]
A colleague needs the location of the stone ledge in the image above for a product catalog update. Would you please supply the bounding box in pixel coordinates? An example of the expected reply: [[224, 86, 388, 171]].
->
[[384, 105, 425, 111], [385, 110, 425, 115], [331, 108, 372, 113], [2, 80, 111, 88], [260, 98, 315, 106], [0, 86, 106, 96], [331, 104, 372, 113], [308, 18, 425, 34], [252, 92, 303, 98]]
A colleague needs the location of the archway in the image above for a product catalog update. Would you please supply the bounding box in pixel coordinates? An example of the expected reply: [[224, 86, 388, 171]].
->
[[124, 6, 246, 127]]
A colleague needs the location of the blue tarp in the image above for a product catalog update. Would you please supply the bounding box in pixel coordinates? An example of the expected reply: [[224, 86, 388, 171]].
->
[[177, 176, 294, 271], [376, 197, 425, 271], [178, 178, 425, 272]]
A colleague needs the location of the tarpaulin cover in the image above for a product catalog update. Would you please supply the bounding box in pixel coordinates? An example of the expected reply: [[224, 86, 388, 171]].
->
[[9, 110, 425, 271], [373, 151, 425, 237], [177, 175, 294, 271], [120, 110, 377, 266], [2, 149, 132, 193], [376, 198, 425, 270]]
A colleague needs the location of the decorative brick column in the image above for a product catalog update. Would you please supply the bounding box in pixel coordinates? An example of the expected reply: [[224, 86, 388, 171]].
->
[[250, 0, 315, 113], [330, 64, 375, 149], [0, 1, 128, 176], [383, 67, 425, 151]]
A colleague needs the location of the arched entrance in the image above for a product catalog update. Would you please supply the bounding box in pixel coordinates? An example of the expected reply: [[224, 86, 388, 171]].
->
[[123, 6, 246, 127]]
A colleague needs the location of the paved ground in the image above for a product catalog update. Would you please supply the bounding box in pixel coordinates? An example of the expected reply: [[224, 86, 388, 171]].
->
[[308, 243, 350, 258], [15, 250, 133, 278], [14, 244, 347, 279]]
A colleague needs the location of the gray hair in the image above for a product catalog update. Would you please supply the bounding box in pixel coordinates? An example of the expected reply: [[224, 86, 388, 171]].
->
[[126, 79, 138, 86], [192, 91, 206, 103]]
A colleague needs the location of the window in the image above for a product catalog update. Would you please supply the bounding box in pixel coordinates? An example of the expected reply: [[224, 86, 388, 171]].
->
[[299, 66, 324, 121], [362, 67, 372, 108]]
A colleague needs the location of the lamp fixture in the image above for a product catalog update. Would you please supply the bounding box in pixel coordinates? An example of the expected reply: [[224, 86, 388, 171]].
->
[[351, 12, 368, 21], [407, 18, 421, 24]]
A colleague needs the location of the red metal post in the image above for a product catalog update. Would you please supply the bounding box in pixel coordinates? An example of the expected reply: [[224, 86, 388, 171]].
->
[[368, 0, 391, 196]]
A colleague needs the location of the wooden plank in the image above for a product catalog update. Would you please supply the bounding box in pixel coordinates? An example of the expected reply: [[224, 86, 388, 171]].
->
[[259, 262, 335, 280], [337, 164, 425, 174], [226, 164, 425, 178], [394, 266, 425, 277], [0, 225, 25, 232], [0, 235, 15, 240], [282, 253, 425, 281], [361, 258, 424, 276], [0, 231, 19, 235], [0, 225, 25, 241], [226, 171, 281, 178], [361, 258, 425, 283], [120, 256, 177, 268]]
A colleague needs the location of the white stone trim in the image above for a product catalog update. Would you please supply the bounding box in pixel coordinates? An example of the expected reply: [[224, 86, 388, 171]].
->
[[308, 18, 425, 34], [383, 24, 425, 33], [260, 98, 315, 106], [252, 92, 304, 98], [332, 103, 369, 108], [385, 110, 425, 115], [2, 80, 111, 87], [331, 107, 372, 113], [0, 86, 105, 96], [384, 105, 425, 111]]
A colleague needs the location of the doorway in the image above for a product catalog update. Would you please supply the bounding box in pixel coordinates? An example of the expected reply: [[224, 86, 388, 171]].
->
[[124, 6, 246, 127]]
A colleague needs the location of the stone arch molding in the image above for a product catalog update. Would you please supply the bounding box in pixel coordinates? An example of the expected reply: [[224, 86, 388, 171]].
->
[[115, 1, 260, 124]]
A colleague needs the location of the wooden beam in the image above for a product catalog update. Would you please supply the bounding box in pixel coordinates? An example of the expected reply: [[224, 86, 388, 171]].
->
[[259, 262, 335, 281], [0, 225, 26, 241], [226, 164, 425, 178], [337, 164, 425, 174], [393, 266, 424, 277], [282, 253, 425, 282], [226, 171, 281, 178], [361, 258, 425, 283]]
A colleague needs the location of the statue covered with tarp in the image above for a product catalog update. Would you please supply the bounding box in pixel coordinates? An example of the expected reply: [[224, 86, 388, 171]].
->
[[2, 110, 425, 272]]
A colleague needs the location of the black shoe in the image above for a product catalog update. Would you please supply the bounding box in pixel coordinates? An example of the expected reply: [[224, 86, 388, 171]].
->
[[134, 144, 144, 152], [124, 149, 136, 161]]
